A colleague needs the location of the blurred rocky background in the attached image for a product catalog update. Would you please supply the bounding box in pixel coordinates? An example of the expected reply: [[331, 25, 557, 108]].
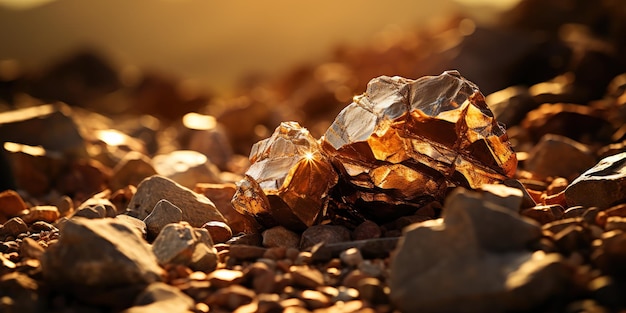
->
[[2, 0, 626, 312]]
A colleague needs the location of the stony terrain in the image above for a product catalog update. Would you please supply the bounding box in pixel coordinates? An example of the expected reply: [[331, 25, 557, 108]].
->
[[2, 1, 626, 312]]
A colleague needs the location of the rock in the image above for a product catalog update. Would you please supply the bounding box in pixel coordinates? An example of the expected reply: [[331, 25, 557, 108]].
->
[[206, 269, 245, 288], [357, 277, 389, 305], [110, 152, 157, 191], [300, 224, 351, 250], [194, 182, 260, 234], [201, 221, 232, 243], [73, 197, 117, 219], [0, 217, 28, 237], [21, 205, 60, 224], [41, 217, 162, 288], [115, 215, 148, 239], [55, 159, 112, 202], [2, 142, 63, 197], [262, 226, 300, 249], [143, 199, 182, 239], [19, 237, 44, 260], [521, 205, 564, 225], [228, 245, 267, 260], [127, 175, 226, 227], [340, 248, 363, 267], [151, 222, 218, 272], [205, 285, 255, 311], [52, 195, 74, 217], [233, 122, 338, 231], [565, 152, 626, 209], [524, 134, 596, 180], [0, 103, 87, 158], [0, 190, 28, 218], [390, 188, 567, 313], [122, 282, 194, 313], [592, 231, 626, 278], [152, 150, 221, 189], [180, 112, 234, 171], [485, 85, 538, 127], [352, 220, 381, 240], [0, 272, 40, 313], [290, 265, 325, 288], [479, 183, 524, 211]]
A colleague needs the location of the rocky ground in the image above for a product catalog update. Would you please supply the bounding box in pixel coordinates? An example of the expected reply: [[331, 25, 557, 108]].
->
[[2, 1, 626, 312]]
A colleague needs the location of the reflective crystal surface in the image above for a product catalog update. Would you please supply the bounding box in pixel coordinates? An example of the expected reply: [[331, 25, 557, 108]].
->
[[322, 71, 517, 219], [233, 121, 338, 230], [234, 71, 517, 228]]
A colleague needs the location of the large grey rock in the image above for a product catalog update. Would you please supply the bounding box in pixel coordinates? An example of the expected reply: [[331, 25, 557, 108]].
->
[[565, 152, 626, 209], [41, 217, 162, 287], [152, 222, 218, 272], [122, 282, 194, 313], [127, 175, 225, 227], [390, 188, 568, 313]]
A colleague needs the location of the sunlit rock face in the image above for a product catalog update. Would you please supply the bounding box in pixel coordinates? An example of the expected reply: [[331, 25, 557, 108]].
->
[[234, 71, 517, 229], [321, 71, 517, 221]]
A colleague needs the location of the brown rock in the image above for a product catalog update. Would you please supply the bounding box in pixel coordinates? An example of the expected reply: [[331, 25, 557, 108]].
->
[[290, 265, 324, 288], [524, 134, 596, 180], [565, 152, 626, 209], [352, 220, 381, 241], [0, 190, 28, 218], [262, 226, 300, 249], [205, 285, 255, 311], [127, 175, 226, 227], [201, 221, 232, 243], [0, 272, 40, 313], [228, 245, 267, 260], [110, 152, 157, 191], [194, 182, 260, 234], [340, 248, 363, 267], [1, 217, 28, 237], [181, 112, 234, 171], [20, 237, 44, 260], [485, 85, 538, 127], [206, 269, 245, 288], [300, 224, 351, 250], [122, 282, 194, 313], [521, 205, 564, 225], [74, 197, 117, 219], [21, 205, 60, 224], [2, 142, 62, 196]]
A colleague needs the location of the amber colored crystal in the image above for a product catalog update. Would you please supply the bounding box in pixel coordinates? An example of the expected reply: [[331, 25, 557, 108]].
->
[[233, 122, 338, 230], [321, 71, 517, 219]]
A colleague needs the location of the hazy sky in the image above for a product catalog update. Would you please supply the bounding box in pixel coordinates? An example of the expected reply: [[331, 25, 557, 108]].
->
[[0, 0, 519, 92]]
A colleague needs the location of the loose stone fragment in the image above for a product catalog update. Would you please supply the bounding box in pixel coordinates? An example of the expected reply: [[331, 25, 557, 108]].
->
[[143, 199, 182, 239], [21, 206, 60, 224], [0, 272, 40, 313], [565, 152, 626, 209], [152, 150, 221, 189], [20, 237, 44, 260], [390, 188, 566, 313], [262, 226, 300, 249], [127, 175, 226, 227], [485, 85, 538, 127], [234, 121, 338, 231], [300, 224, 351, 250], [195, 182, 260, 234], [0, 217, 28, 237], [322, 71, 516, 221], [151, 222, 218, 272], [201, 221, 232, 243], [122, 282, 195, 313], [115, 215, 148, 239], [41, 217, 162, 287], [0, 190, 28, 218], [110, 151, 157, 191], [74, 197, 117, 218], [524, 134, 596, 180]]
